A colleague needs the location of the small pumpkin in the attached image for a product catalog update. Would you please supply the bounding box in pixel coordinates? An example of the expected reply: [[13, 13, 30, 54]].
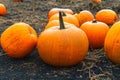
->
[[80, 19, 109, 49], [13, 0, 23, 2], [49, 12, 79, 27], [91, 0, 102, 3], [0, 3, 7, 16], [1, 22, 37, 58], [74, 10, 94, 26], [104, 21, 120, 64], [37, 11, 89, 67], [0, 35, 1, 46], [95, 9, 118, 25], [48, 8, 74, 20]]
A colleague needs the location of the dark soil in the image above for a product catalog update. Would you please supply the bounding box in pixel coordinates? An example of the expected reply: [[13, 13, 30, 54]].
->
[[0, 0, 120, 80]]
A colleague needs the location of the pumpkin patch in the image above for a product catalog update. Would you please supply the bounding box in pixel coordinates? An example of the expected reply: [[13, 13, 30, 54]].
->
[[1, 0, 120, 80], [0, 0, 120, 80]]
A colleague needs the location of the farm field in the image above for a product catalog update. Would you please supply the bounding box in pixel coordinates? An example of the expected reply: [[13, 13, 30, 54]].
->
[[0, 0, 120, 80]]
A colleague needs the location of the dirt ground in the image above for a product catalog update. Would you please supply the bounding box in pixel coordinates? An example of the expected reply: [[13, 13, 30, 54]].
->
[[0, 0, 120, 80]]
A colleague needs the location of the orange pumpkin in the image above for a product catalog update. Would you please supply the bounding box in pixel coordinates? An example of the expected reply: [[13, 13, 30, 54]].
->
[[104, 21, 120, 64], [1, 22, 37, 58], [37, 11, 89, 66], [48, 8, 74, 20], [13, 0, 23, 2], [74, 10, 94, 26], [95, 9, 118, 25], [0, 35, 1, 46], [0, 3, 7, 16], [91, 0, 102, 3], [45, 20, 73, 29], [80, 20, 109, 49], [49, 12, 79, 27]]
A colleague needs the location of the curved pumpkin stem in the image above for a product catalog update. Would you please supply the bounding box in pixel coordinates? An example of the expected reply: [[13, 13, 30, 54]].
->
[[59, 11, 65, 29]]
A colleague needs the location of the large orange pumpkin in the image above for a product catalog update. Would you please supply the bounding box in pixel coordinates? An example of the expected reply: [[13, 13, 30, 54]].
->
[[37, 11, 89, 66], [80, 20, 109, 49], [104, 21, 120, 64], [1, 22, 37, 58], [49, 12, 79, 27], [48, 8, 74, 20]]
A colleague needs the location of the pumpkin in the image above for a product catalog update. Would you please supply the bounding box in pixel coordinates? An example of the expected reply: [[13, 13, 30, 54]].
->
[[48, 8, 74, 20], [95, 9, 118, 25], [80, 19, 109, 49], [74, 10, 94, 26], [13, 0, 23, 2], [0, 3, 7, 16], [91, 0, 102, 3], [45, 20, 74, 29], [1, 22, 37, 58], [37, 11, 89, 66], [49, 12, 79, 27], [104, 21, 120, 64], [0, 35, 1, 46]]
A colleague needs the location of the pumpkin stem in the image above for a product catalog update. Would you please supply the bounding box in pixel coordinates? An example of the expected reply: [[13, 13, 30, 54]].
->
[[61, 11, 66, 16], [76, 9, 80, 14], [92, 19, 97, 23], [59, 11, 65, 29]]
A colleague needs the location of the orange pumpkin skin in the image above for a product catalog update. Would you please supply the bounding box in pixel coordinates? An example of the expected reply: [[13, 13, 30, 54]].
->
[[0, 3, 7, 16], [13, 0, 23, 2], [75, 10, 94, 26], [0, 35, 1, 46], [80, 20, 109, 49], [95, 9, 118, 25], [45, 20, 73, 29], [49, 13, 80, 27], [92, 0, 102, 3], [37, 25, 89, 66], [48, 8, 74, 20], [104, 21, 120, 64], [1, 22, 37, 58]]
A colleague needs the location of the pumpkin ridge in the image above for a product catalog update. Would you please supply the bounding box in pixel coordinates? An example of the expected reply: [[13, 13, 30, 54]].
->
[[111, 31, 120, 62], [105, 22, 120, 63]]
